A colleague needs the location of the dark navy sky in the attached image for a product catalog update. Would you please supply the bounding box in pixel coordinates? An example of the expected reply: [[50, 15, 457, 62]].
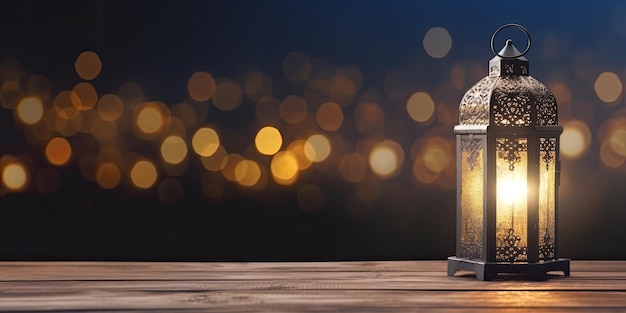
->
[[2, 0, 619, 101]]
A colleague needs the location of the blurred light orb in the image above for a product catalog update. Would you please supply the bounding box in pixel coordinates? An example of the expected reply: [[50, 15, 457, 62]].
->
[[271, 151, 299, 183], [95, 162, 121, 189], [422, 137, 452, 173], [71, 82, 98, 111], [600, 140, 625, 168], [609, 128, 626, 157], [45, 137, 72, 166], [234, 159, 262, 187], [297, 184, 324, 212], [255, 126, 283, 155], [16, 96, 44, 125], [136, 105, 163, 134], [423, 27, 452, 59], [316, 101, 344, 131], [161, 135, 188, 164], [406, 91, 435, 123], [0, 81, 22, 110], [287, 139, 312, 170], [594, 72, 622, 103], [244, 71, 273, 101], [200, 145, 228, 171], [192, 127, 220, 157], [187, 71, 216, 102], [339, 153, 368, 183], [279, 95, 308, 124], [91, 119, 118, 142], [130, 160, 158, 189], [561, 120, 591, 159], [304, 134, 331, 162], [2, 162, 27, 191], [212, 80, 242, 111], [369, 140, 404, 178], [354, 102, 384, 134], [97, 94, 124, 121], [283, 52, 311, 82], [55, 107, 82, 137], [221, 153, 245, 182], [75, 51, 102, 80]]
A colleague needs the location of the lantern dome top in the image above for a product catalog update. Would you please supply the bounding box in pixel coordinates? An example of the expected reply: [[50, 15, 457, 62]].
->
[[458, 32, 558, 127]]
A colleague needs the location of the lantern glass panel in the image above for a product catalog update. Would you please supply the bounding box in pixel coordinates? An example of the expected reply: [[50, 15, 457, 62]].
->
[[495, 137, 528, 262], [539, 137, 557, 260], [459, 135, 485, 260]]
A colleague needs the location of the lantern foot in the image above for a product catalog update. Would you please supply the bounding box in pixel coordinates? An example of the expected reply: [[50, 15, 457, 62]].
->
[[447, 256, 570, 281]]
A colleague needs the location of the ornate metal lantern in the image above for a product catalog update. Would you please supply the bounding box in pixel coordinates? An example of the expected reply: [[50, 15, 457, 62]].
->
[[447, 24, 570, 280]]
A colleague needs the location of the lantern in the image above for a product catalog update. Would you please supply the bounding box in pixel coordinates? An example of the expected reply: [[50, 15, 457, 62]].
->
[[447, 24, 570, 280]]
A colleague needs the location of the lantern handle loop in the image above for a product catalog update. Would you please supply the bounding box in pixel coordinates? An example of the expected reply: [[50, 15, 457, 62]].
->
[[490, 23, 531, 58]]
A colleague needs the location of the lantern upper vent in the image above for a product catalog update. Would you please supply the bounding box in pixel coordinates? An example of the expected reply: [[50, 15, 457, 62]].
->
[[459, 40, 558, 127]]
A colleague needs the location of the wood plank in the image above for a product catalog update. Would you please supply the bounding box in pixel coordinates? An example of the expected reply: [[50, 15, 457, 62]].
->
[[0, 260, 625, 312]]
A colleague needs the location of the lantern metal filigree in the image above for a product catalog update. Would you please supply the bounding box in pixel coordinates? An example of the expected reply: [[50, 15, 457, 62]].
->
[[448, 24, 570, 280]]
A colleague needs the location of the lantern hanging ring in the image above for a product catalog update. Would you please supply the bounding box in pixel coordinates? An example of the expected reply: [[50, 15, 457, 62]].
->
[[490, 23, 531, 58]]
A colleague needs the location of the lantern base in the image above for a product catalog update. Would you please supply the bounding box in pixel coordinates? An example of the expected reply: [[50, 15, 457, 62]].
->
[[447, 256, 570, 281]]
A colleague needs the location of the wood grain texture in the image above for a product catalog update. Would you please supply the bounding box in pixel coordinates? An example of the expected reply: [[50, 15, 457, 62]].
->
[[0, 261, 624, 312]]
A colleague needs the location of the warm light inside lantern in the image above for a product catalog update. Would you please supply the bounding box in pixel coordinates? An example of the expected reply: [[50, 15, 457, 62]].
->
[[495, 138, 528, 262], [496, 175, 527, 204]]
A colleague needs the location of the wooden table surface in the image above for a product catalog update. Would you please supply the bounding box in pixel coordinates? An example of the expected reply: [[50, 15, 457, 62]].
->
[[0, 260, 625, 312]]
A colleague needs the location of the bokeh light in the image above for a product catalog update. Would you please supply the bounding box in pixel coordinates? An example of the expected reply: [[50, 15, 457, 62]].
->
[[96, 93, 124, 122], [45, 137, 72, 166], [561, 120, 592, 159], [96, 162, 121, 189], [74, 51, 102, 80], [187, 71, 216, 102], [55, 107, 82, 137], [279, 95, 307, 124], [422, 137, 452, 173], [71, 82, 98, 111], [338, 153, 367, 183], [1, 161, 28, 191], [130, 160, 158, 189], [354, 102, 384, 134], [287, 140, 312, 171], [161, 135, 188, 164], [369, 140, 404, 178], [406, 91, 435, 123], [234, 159, 262, 187], [255, 126, 283, 155], [271, 151, 299, 184], [0, 81, 23, 110], [212, 80, 242, 111], [423, 27, 452, 59], [243, 70, 273, 101], [0, 155, 29, 191], [304, 134, 331, 163], [135, 101, 170, 137], [16, 97, 44, 125], [221, 153, 245, 182], [200, 145, 228, 171], [192, 127, 220, 157], [316, 102, 344, 131], [594, 72, 622, 104]]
